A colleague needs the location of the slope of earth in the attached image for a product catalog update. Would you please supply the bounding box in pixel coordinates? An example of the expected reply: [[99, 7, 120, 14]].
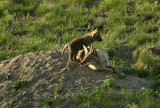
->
[[0, 50, 151, 107]]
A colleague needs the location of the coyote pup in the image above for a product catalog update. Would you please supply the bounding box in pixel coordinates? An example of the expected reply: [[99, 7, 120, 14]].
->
[[80, 45, 118, 72], [62, 29, 102, 61]]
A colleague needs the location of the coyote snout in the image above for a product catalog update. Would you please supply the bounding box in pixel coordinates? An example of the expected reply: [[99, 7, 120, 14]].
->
[[80, 45, 118, 72]]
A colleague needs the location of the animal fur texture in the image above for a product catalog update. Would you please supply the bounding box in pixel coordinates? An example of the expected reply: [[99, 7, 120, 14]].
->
[[62, 29, 102, 61], [80, 45, 118, 72]]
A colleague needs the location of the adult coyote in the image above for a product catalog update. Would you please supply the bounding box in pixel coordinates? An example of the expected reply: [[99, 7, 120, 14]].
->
[[62, 29, 102, 61], [80, 45, 118, 72]]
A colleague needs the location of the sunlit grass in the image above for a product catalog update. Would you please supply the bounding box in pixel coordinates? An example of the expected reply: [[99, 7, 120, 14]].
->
[[0, 0, 160, 76], [0, 0, 160, 107], [74, 75, 160, 108]]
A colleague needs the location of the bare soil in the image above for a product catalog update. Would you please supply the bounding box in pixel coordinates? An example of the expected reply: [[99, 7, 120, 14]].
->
[[0, 50, 151, 108]]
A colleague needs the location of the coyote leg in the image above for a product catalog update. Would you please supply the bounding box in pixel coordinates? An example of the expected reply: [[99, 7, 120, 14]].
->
[[103, 68, 114, 72], [108, 65, 119, 73]]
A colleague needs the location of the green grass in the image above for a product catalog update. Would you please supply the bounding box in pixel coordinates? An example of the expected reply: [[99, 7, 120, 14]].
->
[[40, 97, 53, 108], [5, 101, 13, 108], [11, 79, 29, 92], [4, 73, 12, 80], [74, 75, 160, 108], [0, 0, 160, 107]]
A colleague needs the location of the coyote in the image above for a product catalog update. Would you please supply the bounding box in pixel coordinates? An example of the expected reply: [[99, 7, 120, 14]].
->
[[80, 45, 118, 72], [62, 29, 102, 61], [76, 45, 91, 61]]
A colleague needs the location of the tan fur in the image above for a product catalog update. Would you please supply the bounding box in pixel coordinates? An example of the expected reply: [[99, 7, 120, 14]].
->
[[80, 45, 118, 73], [62, 29, 102, 61], [76, 46, 93, 61], [76, 49, 84, 61]]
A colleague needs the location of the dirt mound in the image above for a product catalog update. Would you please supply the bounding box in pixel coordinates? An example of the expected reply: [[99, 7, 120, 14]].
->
[[0, 50, 151, 107]]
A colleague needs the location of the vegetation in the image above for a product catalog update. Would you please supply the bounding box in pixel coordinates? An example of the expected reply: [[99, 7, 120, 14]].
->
[[5, 101, 13, 108], [53, 87, 63, 100], [11, 79, 29, 92], [74, 75, 160, 108], [0, 0, 160, 107], [40, 97, 53, 108], [0, 0, 160, 77], [4, 73, 12, 80]]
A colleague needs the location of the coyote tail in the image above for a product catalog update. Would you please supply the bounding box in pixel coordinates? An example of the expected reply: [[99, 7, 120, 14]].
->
[[62, 43, 68, 59]]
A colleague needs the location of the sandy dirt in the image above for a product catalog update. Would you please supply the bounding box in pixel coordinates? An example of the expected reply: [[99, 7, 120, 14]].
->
[[0, 50, 151, 107]]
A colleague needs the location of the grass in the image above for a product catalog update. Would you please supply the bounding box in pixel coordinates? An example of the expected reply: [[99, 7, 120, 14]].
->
[[74, 75, 160, 108], [40, 97, 53, 108], [11, 79, 29, 92], [53, 87, 63, 100], [39, 87, 63, 108], [0, 0, 160, 74], [3, 73, 12, 80], [5, 101, 13, 108], [0, 0, 160, 107]]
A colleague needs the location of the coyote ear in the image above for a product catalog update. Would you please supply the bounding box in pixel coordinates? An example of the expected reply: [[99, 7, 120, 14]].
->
[[83, 45, 88, 55], [91, 29, 97, 37]]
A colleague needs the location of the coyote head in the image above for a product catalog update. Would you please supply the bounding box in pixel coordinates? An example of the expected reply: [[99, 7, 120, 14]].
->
[[80, 45, 98, 67], [91, 29, 103, 42]]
